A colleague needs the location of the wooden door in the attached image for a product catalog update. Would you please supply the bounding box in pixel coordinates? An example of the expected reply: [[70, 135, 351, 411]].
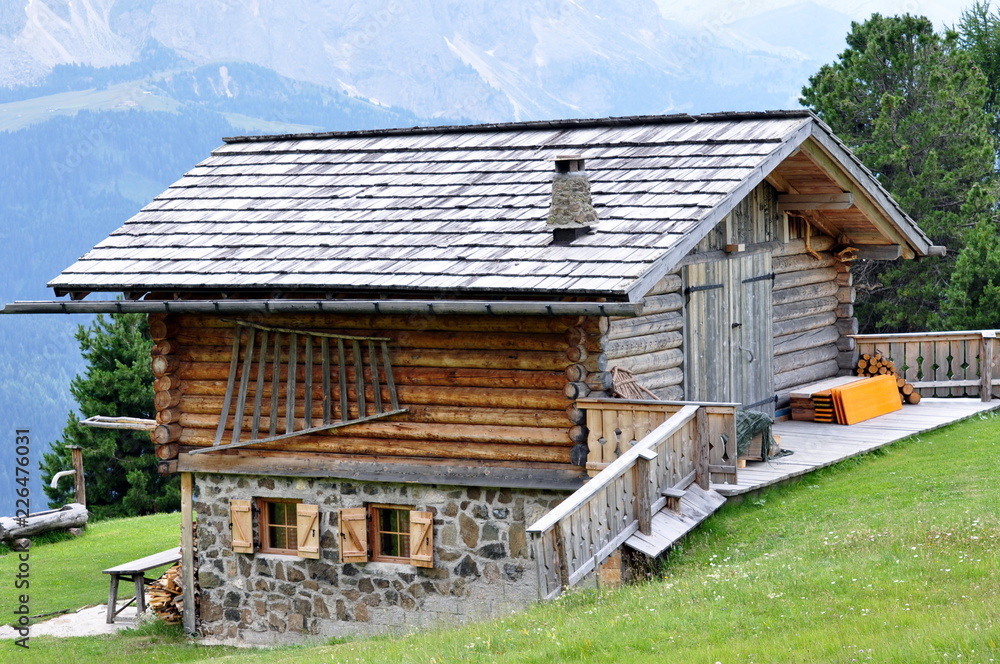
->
[[684, 253, 775, 415]]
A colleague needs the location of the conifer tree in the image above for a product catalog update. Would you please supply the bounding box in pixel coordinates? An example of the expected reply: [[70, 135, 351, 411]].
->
[[40, 313, 179, 519], [801, 14, 996, 332]]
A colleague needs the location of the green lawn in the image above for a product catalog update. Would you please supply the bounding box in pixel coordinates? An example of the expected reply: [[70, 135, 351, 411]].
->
[[0, 511, 182, 621], [4, 411, 999, 663]]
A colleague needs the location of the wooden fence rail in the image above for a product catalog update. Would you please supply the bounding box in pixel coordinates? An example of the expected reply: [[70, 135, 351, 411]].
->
[[528, 404, 729, 600], [576, 398, 739, 484], [852, 330, 999, 401]]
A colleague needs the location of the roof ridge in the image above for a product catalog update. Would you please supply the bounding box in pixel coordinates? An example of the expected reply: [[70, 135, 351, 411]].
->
[[222, 109, 815, 144]]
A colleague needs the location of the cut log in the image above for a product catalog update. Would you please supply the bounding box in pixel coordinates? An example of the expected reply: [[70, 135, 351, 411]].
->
[[151, 354, 180, 376], [153, 375, 182, 392], [154, 389, 182, 410], [155, 443, 180, 461], [0, 503, 88, 542], [152, 423, 182, 445], [906, 391, 922, 404]]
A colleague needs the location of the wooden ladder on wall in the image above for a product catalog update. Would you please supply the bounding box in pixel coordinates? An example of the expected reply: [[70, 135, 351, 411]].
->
[[189, 320, 407, 455]]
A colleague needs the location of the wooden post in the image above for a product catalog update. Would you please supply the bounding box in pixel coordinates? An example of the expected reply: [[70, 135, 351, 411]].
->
[[180, 472, 196, 635], [635, 449, 655, 536], [695, 408, 710, 489], [981, 332, 996, 402], [68, 445, 86, 507]]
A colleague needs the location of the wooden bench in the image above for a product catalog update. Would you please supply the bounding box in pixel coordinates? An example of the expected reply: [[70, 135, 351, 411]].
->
[[102, 546, 181, 623]]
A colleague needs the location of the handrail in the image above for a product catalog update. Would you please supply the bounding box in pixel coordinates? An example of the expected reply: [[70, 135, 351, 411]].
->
[[527, 405, 699, 536]]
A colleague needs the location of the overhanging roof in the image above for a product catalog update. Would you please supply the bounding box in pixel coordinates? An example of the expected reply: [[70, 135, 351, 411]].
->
[[43, 110, 935, 304]]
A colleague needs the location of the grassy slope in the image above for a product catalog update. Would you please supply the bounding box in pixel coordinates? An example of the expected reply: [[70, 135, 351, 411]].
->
[[0, 511, 182, 619], [4, 412, 999, 663]]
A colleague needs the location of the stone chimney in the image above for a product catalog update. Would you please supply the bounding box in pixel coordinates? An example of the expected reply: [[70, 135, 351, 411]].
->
[[548, 155, 596, 244]]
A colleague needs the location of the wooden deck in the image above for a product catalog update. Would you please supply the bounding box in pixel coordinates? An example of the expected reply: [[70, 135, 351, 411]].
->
[[711, 398, 1000, 496]]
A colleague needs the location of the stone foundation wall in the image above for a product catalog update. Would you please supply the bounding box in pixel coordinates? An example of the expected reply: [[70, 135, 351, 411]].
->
[[193, 474, 568, 645]]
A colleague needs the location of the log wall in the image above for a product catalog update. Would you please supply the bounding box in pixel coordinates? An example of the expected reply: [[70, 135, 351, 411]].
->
[[771, 234, 857, 407], [599, 273, 684, 400], [152, 312, 597, 470]]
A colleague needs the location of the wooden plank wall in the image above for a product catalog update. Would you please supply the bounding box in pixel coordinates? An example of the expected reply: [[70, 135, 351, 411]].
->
[[149, 312, 603, 467], [599, 273, 684, 400]]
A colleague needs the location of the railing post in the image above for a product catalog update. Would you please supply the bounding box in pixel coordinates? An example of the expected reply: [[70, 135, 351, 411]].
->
[[635, 449, 655, 536], [553, 524, 570, 592], [982, 332, 996, 402], [695, 407, 709, 489]]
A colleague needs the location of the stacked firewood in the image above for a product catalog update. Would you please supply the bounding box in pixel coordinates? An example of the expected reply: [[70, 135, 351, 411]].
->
[[149, 522, 198, 624], [148, 563, 184, 624], [856, 352, 921, 404]]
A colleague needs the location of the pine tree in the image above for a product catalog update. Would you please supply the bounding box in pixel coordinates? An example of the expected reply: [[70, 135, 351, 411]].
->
[[801, 14, 996, 332], [943, 185, 1000, 329], [40, 313, 179, 519]]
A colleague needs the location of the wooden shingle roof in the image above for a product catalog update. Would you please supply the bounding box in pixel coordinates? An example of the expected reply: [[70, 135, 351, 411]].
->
[[48, 110, 933, 301]]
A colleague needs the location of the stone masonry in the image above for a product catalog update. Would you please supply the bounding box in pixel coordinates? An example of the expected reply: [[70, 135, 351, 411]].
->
[[193, 473, 568, 645]]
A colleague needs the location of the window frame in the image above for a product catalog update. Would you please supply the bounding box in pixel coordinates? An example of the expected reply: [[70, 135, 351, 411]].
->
[[367, 503, 414, 564], [257, 497, 302, 555]]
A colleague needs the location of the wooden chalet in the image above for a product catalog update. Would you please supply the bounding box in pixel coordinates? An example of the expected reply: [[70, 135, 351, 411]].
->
[[6, 111, 949, 643]]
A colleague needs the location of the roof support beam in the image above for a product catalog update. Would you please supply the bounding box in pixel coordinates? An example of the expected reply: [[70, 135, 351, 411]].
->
[[776, 193, 854, 212]]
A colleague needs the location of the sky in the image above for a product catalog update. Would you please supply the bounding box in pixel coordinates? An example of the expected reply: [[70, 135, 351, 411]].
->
[[657, 0, 969, 30]]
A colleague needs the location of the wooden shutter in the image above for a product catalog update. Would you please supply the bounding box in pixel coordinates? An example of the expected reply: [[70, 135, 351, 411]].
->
[[409, 511, 434, 568], [296, 503, 320, 559], [230, 499, 254, 554], [338, 507, 369, 563]]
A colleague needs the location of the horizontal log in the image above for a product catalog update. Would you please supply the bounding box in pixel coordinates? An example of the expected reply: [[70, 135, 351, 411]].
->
[[838, 349, 859, 370], [0, 504, 88, 542], [604, 331, 683, 360], [773, 344, 840, 374], [153, 374, 182, 392], [772, 296, 839, 323], [600, 311, 683, 339], [155, 442, 180, 460], [607, 348, 684, 375], [180, 381, 568, 410], [837, 287, 856, 304], [646, 273, 682, 296], [773, 267, 839, 291], [177, 345, 573, 371], [176, 326, 589, 353], [566, 345, 589, 363], [176, 362, 567, 391], [566, 404, 586, 425], [651, 385, 685, 401], [774, 359, 840, 392], [609, 293, 682, 321], [152, 340, 180, 356], [178, 431, 572, 464], [151, 354, 179, 376], [203, 416, 571, 446], [774, 325, 840, 356], [569, 425, 587, 445], [629, 367, 683, 391], [149, 317, 179, 341], [836, 317, 860, 336], [837, 336, 857, 352], [174, 313, 583, 334], [835, 303, 854, 318], [771, 281, 839, 307], [179, 396, 571, 428], [152, 423, 182, 445], [835, 271, 853, 287], [156, 407, 182, 425], [772, 253, 835, 274], [565, 381, 591, 400], [772, 235, 835, 257], [154, 389, 182, 410], [773, 312, 837, 338]]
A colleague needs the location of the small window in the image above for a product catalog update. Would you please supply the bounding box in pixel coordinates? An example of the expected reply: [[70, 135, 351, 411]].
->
[[337, 505, 434, 567], [369, 504, 411, 563], [259, 498, 301, 555]]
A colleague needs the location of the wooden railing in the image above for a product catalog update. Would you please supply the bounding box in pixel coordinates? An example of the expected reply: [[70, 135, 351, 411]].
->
[[852, 330, 999, 401], [577, 398, 739, 484], [527, 402, 737, 600]]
